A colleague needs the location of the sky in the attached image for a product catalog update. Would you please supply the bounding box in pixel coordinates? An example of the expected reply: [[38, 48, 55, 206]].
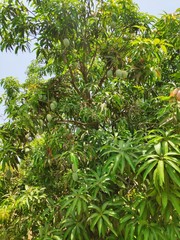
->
[[134, 0, 179, 15], [0, 0, 179, 122]]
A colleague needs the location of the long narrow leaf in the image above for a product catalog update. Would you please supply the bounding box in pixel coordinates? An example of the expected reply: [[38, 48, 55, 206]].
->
[[168, 140, 180, 152], [97, 218, 103, 237], [137, 159, 157, 176], [90, 215, 100, 231], [161, 191, 168, 210], [120, 214, 132, 223], [142, 161, 157, 181], [166, 160, 180, 173], [154, 142, 161, 155], [166, 165, 180, 187], [157, 160, 164, 187], [102, 215, 117, 236], [168, 193, 180, 214], [124, 153, 135, 172]]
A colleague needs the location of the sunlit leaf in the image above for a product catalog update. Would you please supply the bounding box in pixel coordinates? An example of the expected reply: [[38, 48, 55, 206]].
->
[[157, 160, 164, 187], [154, 142, 162, 155]]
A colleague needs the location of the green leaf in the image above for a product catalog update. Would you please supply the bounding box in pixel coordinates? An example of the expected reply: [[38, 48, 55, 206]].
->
[[88, 212, 98, 221], [120, 214, 132, 223], [89, 214, 100, 231], [153, 168, 158, 188], [166, 160, 180, 173], [124, 153, 135, 172], [125, 224, 131, 240], [157, 160, 164, 187], [70, 227, 76, 240], [137, 159, 157, 176], [70, 153, 79, 169], [102, 215, 117, 236], [72, 163, 78, 172], [97, 218, 103, 237], [82, 200, 88, 212], [89, 204, 101, 212], [153, 38, 160, 45], [129, 224, 135, 240], [166, 165, 180, 187], [113, 154, 121, 174], [161, 191, 168, 210], [66, 198, 78, 217], [77, 199, 81, 215], [52, 236, 62, 240], [143, 228, 150, 240], [104, 210, 117, 218], [162, 141, 168, 154], [72, 172, 78, 181], [119, 158, 125, 175], [101, 202, 109, 211], [139, 200, 146, 217], [168, 140, 180, 152], [160, 45, 167, 54], [168, 193, 180, 214], [142, 161, 157, 181], [154, 142, 161, 155]]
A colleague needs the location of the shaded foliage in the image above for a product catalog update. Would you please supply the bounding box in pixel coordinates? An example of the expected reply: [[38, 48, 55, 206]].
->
[[0, 0, 180, 239]]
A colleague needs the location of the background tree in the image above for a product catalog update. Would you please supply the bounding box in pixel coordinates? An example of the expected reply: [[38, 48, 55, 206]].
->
[[0, 0, 180, 239]]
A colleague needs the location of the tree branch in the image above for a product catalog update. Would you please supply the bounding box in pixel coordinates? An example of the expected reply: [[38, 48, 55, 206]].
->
[[57, 119, 98, 129], [68, 65, 82, 96]]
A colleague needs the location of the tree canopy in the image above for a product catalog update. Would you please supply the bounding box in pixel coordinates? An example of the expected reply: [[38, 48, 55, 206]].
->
[[0, 0, 180, 239]]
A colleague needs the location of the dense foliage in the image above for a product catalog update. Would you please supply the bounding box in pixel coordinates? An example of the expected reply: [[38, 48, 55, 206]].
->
[[0, 0, 180, 239]]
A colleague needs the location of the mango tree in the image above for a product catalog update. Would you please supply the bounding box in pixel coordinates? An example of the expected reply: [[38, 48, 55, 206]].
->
[[0, 0, 179, 239]]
